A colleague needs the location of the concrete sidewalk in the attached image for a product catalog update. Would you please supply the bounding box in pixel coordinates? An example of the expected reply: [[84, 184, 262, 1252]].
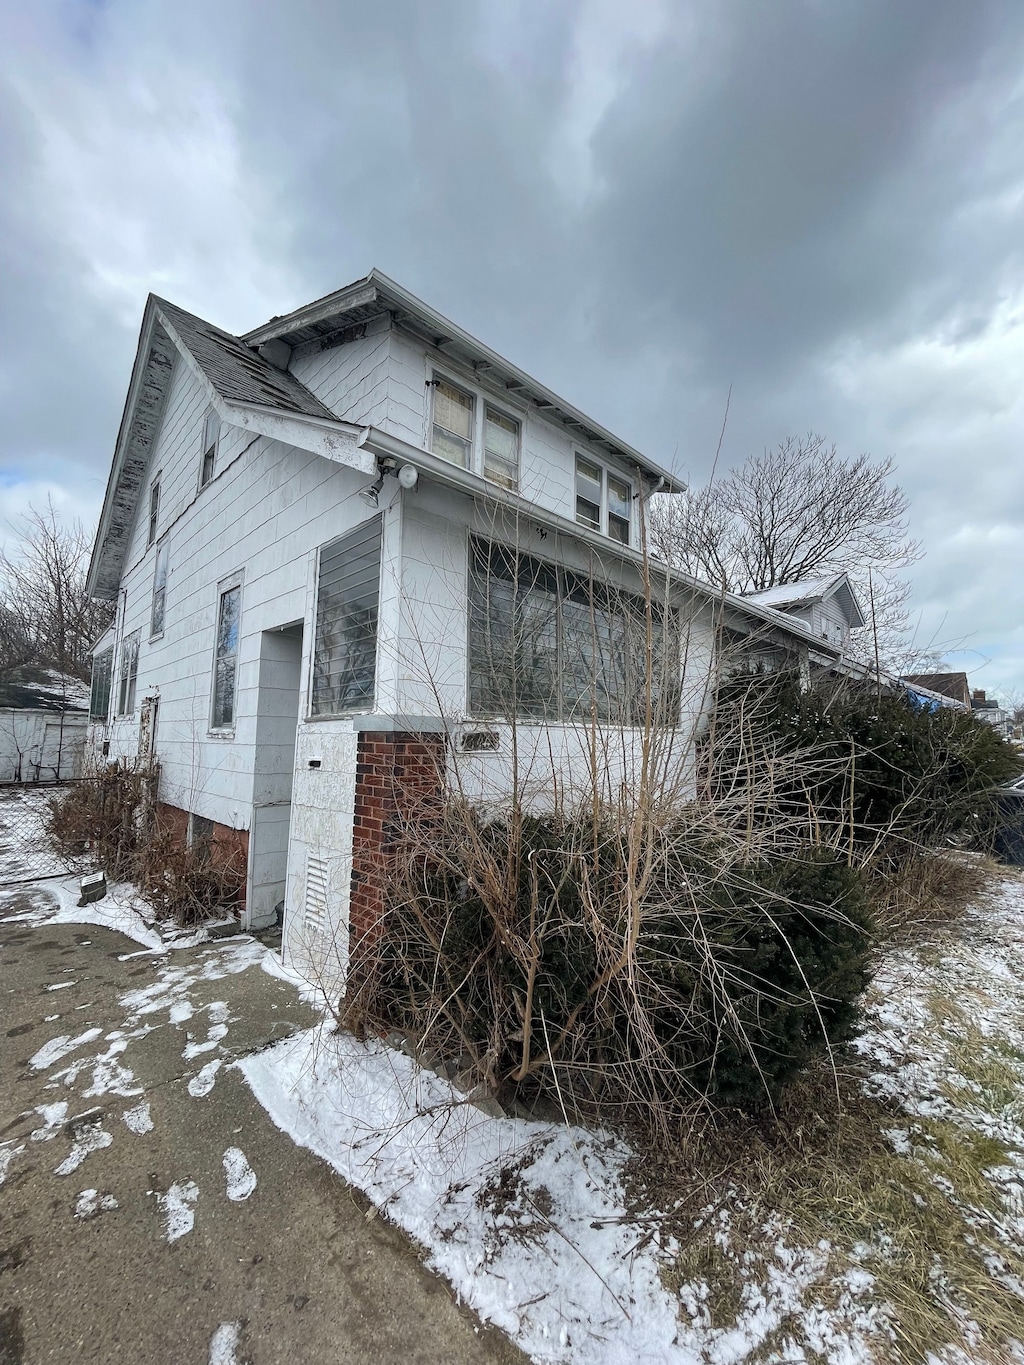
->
[[0, 889, 525, 1364]]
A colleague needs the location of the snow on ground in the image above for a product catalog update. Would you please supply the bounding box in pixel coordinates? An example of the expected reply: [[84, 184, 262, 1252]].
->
[[238, 874, 1024, 1365]]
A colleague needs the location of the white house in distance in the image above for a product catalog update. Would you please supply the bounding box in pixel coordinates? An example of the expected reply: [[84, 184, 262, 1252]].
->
[[741, 574, 866, 651], [0, 668, 90, 783], [85, 270, 850, 979]]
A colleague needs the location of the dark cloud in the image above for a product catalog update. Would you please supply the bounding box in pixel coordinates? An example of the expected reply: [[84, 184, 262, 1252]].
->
[[1, 0, 1022, 685]]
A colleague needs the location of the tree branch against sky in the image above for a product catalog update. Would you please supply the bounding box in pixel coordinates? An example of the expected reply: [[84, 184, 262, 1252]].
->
[[650, 434, 922, 666]]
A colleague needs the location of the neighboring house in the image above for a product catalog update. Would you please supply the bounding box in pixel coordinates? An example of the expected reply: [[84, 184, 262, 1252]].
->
[[0, 667, 90, 783], [970, 689, 1013, 739], [85, 270, 851, 980], [901, 672, 972, 709], [741, 574, 866, 652]]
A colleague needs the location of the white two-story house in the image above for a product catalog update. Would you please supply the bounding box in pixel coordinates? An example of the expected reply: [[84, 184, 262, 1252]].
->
[[86, 271, 844, 978]]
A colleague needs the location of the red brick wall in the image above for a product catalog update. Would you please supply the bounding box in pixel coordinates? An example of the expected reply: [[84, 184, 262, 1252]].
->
[[154, 800, 249, 914], [350, 731, 446, 951]]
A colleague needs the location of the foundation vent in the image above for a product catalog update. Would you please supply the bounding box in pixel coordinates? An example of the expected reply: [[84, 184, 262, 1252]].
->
[[304, 854, 329, 936]]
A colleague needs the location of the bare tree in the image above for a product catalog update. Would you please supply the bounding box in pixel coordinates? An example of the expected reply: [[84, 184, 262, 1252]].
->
[[650, 434, 920, 665], [0, 500, 114, 682]]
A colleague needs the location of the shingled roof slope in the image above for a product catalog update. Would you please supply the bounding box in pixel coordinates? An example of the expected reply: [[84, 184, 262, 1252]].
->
[[154, 298, 336, 422]]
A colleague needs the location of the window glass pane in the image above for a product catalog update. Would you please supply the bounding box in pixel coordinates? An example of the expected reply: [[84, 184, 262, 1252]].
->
[[561, 578, 620, 722], [575, 456, 603, 531], [117, 632, 140, 716], [432, 381, 474, 468], [607, 475, 631, 521], [151, 543, 168, 636], [212, 587, 240, 728], [312, 517, 381, 715], [469, 541, 557, 718], [484, 408, 520, 490], [608, 514, 630, 546], [90, 649, 113, 722], [575, 496, 601, 530], [148, 482, 160, 546]]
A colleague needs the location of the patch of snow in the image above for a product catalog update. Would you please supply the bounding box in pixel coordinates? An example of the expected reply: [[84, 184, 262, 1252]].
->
[[169, 1000, 193, 1025], [208, 1322, 241, 1365], [156, 1180, 199, 1242], [183, 1023, 228, 1060], [122, 1101, 154, 1135], [222, 1147, 256, 1201], [30, 1102, 69, 1140], [29, 1027, 103, 1070], [74, 1189, 119, 1219], [55, 1121, 112, 1175], [0, 1142, 24, 1185], [46, 980, 77, 991], [188, 1060, 222, 1098]]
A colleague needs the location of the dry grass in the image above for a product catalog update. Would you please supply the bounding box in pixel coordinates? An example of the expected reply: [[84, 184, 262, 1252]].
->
[[628, 1033, 1024, 1364], [867, 850, 996, 948]]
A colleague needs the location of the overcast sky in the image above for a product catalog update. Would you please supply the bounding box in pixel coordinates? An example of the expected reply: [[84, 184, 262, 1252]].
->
[[2, 0, 1022, 693]]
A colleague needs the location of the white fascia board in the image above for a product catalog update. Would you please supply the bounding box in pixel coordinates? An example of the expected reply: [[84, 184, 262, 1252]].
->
[[361, 426, 841, 659], [216, 400, 376, 475]]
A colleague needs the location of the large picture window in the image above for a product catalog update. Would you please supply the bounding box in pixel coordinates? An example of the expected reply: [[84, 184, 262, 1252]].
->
[[211, 584, 241, 729], [90, 648, 113, 722], [469, 539, 680, 724], [311, 516, 382, 716]]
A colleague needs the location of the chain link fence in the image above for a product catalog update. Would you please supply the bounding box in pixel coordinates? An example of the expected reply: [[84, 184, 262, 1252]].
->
[[0, 781, 97, 885]]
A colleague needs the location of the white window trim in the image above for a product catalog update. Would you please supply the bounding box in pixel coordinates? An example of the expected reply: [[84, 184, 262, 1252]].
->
[[208, 571, 244, 736], [428, 366, 524, 489], [116, 630, 141, 717], [574, 452, 635, 545]]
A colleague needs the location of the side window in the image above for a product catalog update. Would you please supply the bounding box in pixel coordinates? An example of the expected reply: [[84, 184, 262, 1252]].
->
[[89, 648, 114, 722], [431, 379, 474, 468], [575, 456, 603, 530], [484, 407, 520, 490], [151, 541, 169, 638], [200, 409, 220, 487], [311, 516, 382, 716], [147, 476, 161, 547], [116, 631, 140, 716], [210, 583, 241, 730]]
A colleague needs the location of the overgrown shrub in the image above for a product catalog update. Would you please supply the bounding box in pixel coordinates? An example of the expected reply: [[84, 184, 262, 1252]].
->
[[45, 763, 243, 926], [345, 803, 873, 1123], [710, 671, 1021, 860]]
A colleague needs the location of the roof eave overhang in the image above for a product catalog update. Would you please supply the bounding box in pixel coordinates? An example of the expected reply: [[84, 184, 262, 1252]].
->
[[243, 270, 685, 495]]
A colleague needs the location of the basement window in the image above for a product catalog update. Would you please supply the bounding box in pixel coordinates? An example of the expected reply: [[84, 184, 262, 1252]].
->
[[116, 631, 140, 716], [90, 648, 113, 722], [311, 516, 382, 716], [211, 583, 241, 730], [200, 409, 220, 488]]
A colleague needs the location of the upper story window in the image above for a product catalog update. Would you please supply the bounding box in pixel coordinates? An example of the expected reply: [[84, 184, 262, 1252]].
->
[[200, 409, 220, 488], [431, 380, 474, 468], [147, 477, 161, 547], [483, 407, 520, 490], [311, 516, 382, 716], [430, 376, 521, 491], [575, 455, 633, 546]]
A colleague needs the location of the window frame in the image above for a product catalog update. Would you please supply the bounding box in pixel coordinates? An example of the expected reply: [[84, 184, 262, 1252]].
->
[[147, 475, 161, 548], [574, 453, 634, 546], [89, 647, 114, 723], [467, 536, 680, 727], [116, 630, 141, 717], [309, 515, 383, 719], [209, 576, 243, 734], [429, 368, 524, 490], [200, 409, 220, 489], [150, 539, 169, 640]]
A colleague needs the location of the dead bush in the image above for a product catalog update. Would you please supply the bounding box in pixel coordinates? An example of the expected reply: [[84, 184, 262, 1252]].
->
[[134, 820, 245, 928]]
